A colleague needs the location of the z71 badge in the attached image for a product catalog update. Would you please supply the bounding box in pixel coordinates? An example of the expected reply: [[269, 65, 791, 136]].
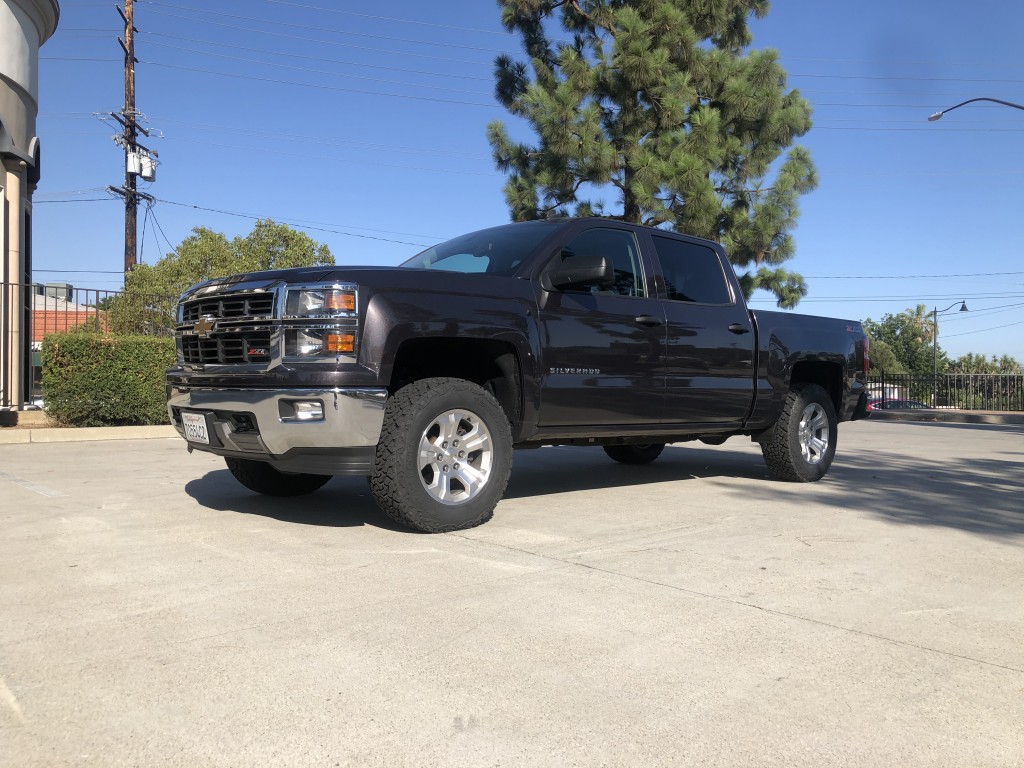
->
[[549, 367, 601, 375]]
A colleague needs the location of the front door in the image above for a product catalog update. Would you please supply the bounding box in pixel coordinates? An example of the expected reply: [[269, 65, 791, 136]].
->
[[537, 226, 665, 427]]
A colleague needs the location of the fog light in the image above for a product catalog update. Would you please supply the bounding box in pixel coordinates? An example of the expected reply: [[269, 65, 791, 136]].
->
[[294, 401, 324, 421], [281, 400, 325, 422]]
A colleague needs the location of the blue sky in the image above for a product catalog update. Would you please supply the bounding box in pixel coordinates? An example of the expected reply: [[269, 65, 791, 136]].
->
[[34, 0, 1024, 363]]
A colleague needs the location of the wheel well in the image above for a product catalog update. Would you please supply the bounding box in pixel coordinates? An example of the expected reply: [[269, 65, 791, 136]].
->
[[389, 338, 522, 426], [790, 361, 842, 410]]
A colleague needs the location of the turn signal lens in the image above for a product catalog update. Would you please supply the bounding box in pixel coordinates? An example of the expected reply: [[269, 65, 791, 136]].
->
[[324, 291, 356, 312], [324, 332, 355, 354]]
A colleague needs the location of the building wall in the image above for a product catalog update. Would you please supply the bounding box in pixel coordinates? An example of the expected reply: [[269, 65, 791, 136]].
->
[[1, 0, 58, 412]]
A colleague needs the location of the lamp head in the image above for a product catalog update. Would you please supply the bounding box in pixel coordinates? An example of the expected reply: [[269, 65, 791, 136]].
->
[[927, 111, 944, 122], [959, 301, 968, 312]]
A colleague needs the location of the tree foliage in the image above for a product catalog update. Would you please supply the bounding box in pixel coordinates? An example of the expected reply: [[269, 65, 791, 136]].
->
[[949, 353, 1022, 375], [863, 305, 938, 376], [110, 220, 334, 334], [488, 0, 817, 307]]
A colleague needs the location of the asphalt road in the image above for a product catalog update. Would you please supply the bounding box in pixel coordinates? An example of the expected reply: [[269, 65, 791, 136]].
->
[[1, 421, 1022, 767]]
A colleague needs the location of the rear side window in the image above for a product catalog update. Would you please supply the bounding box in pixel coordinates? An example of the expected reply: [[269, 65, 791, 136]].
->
[[548, 228, 645, 297], [651, 235, 732, 305]]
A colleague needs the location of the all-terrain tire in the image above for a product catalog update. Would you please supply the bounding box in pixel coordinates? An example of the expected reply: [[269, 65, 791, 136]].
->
[[603, 443, 666, 465], [370, 377, 513, 533], [761, 384, 838, 482], [225, 457, 332, 496]]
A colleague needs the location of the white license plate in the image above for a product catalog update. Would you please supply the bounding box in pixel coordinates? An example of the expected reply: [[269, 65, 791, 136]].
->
[[181, 411, 210, 445]]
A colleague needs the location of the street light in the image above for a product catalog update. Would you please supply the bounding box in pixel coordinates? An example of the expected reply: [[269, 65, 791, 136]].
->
[[928, 97, 1024, 121], [932, 301, 968, 405]]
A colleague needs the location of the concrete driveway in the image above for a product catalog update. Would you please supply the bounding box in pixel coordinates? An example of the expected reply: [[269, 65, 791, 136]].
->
[[1, 421, 1022, 767]]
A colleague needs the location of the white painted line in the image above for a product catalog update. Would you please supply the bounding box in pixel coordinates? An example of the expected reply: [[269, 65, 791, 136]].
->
[[0, 675, 25, 724], [0, 471, 66, 498]]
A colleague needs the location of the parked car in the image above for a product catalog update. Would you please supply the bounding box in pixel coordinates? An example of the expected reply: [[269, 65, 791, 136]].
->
[[867, 398, 931, 411]]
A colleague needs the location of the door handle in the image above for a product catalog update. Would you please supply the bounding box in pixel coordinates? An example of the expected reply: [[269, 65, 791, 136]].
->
[[728, 323, 751, 334], [635, 315, 664, 327]]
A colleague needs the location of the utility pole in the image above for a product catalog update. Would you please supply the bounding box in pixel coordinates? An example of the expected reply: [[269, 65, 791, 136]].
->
[[109, 0, 155, 274]]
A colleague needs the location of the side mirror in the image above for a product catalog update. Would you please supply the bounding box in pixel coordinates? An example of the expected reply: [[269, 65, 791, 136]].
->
[[546, 254, 613, 291]]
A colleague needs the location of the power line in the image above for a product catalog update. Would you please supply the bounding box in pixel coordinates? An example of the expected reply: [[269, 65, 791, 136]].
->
[[144, 32, 492, 81], [34, 198, 116, 203], [139, 15, 492, 67], [141, 41, 493, 97], [139, 3, 510, 55], [806, 271, 1024, 279], [156, 199, 434, 247], [34, 269, 126, 274], [141, 60, 495, 108], [256, 0, 517, 38], [943, 320, 1024, 338]]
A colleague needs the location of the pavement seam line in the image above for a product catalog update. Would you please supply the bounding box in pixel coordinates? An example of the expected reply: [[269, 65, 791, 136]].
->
[[457, 533, 1024, 675]]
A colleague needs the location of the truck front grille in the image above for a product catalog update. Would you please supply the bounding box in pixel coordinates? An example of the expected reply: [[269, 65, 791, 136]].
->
[[181, 294, 275, 323], [181, 331, 273, 365]]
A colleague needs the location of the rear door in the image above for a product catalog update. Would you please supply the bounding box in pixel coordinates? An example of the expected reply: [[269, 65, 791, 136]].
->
[[645, 233, 755, 424], [536, 224, 665, 426]]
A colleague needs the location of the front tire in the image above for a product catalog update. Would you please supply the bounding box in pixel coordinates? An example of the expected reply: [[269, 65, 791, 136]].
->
[[761, 384, 838, 482], [370, 377, 513, 533], [225, 457, 332, 496], [603, 443, 665, 465]]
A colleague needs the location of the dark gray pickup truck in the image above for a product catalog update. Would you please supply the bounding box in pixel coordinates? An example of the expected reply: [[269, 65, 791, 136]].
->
[[167, 218, 869, 532]]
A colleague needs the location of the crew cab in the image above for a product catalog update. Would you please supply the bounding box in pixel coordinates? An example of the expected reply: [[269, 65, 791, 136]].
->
[[167, 218, 869, 532]]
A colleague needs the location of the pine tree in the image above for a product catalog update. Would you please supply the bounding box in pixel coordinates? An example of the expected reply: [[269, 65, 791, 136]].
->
[[488, 0, 816, 307]]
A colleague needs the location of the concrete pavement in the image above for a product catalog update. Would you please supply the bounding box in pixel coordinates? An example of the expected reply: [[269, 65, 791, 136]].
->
[[1, 421, 1022, 767]]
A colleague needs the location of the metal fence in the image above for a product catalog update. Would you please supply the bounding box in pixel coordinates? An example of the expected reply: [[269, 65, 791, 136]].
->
[[2, 281, 176, 407], [868, 373, 1024, 412]]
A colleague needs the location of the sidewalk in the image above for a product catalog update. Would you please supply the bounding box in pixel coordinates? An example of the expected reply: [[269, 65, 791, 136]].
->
[[0, 410, 177, 444], [2, 405, 1021, 446], [868, 409, 1024, 425]]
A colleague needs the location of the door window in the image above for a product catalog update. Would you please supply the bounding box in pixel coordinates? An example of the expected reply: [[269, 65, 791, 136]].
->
[[547, 228, 646, 297], [651, 236, 732, 305]]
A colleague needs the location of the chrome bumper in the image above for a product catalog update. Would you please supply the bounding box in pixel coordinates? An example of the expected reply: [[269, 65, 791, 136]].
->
[[167, 386, 387, 473]]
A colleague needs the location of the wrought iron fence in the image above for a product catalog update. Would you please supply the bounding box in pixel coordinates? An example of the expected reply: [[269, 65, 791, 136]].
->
[[868, 373, 1024, 412], [2, 281, 176, 406]]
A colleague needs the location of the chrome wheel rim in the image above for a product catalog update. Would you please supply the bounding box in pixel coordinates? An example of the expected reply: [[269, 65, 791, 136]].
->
[[417, 408, 493, 505], [797, 403, 830, 465]]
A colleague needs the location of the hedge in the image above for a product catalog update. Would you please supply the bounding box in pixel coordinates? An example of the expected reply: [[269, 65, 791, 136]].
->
[[41, 334, 176, 427]]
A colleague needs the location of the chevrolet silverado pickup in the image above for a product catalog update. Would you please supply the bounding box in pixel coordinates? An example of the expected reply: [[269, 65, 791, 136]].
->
[[167, 218, 869, 532]]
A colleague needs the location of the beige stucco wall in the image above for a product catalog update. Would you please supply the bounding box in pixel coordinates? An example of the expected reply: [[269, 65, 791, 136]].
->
[[1, 0, 58, 412]]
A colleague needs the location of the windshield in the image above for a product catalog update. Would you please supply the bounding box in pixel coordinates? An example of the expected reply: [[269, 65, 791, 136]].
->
[[398, 221, 557, 276]]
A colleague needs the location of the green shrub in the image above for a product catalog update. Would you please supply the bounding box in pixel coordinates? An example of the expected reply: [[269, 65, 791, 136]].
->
[[42, 334, 175, 427]]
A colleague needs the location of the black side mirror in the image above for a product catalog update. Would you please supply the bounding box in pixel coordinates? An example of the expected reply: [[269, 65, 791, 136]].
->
[[546, 254, 613, 291]]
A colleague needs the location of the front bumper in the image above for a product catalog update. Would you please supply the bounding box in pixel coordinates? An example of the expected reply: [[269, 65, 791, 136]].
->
[[167, 386, 387, 475]]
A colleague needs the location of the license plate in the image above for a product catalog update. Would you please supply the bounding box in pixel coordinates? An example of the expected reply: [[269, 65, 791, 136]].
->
[[181, 411, 210, 445]]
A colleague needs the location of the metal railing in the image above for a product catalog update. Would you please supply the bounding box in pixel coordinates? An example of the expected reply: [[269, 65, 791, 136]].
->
[[2, 281, 176, 407], [868, 373, 1024, 412]]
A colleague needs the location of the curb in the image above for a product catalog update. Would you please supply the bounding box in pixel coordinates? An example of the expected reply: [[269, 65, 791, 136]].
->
[[0, 425, 179, 445], [867, 410, 1024, 426]]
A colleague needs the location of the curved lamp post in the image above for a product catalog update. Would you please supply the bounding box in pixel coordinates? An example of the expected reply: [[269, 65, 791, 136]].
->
[[932, 301, 968, 405], [928, 97, 1024, 121]]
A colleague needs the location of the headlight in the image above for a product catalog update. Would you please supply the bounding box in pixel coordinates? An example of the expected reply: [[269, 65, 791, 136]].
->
[[285, 286, 356, 318], [285, 328, 355, 357]]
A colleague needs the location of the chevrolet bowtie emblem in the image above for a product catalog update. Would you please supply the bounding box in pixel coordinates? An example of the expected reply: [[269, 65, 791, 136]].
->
[[193, 317, 216, 336]]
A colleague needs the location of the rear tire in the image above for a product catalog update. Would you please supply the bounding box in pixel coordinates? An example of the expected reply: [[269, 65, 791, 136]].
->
[[370, 377, 513, 533], [603, 443, 665, 465], [761, 384, 838, 482], [225, 457, 332, 496]]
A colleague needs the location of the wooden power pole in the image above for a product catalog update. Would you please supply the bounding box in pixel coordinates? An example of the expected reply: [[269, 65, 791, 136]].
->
[[121, 0, 137, 273], [110, 0, 155, 274]]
